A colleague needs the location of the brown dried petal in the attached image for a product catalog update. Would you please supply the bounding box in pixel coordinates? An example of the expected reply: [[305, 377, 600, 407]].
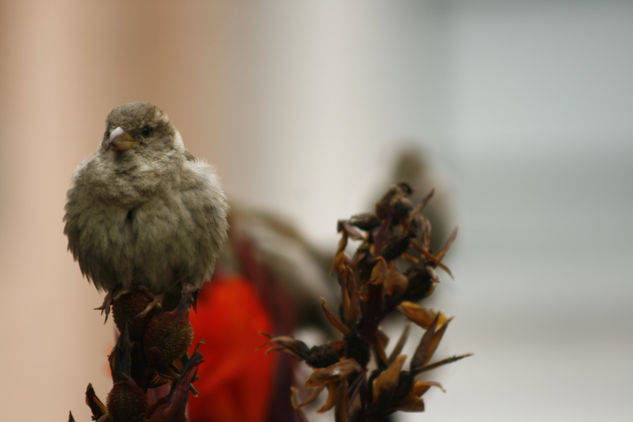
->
[[410, 315, 455, 374], [369, 257, 388, 285], [419, 215, 432, 248], [407, 189, 435, 224], [338, 221, 366, 241], [376, 328, 390, 351], [373, 328, 390, 367], [412, 380, 445, 395], [398, 301, 448, 329], [384, 268, 409, 296], [390, 380, 445, 412], [306, 358, 362, 388], [436, 227, 458, 261], [421, 317, 453, 368], [393, 393, 425, 412], [335, 233, 349, 257], [416, 353, 473, 374], [387, 322, 411, 365], [341, 275, 362, 327], [260, 334, 309, 361], [347, 376, 364, 420], [372, 354, 407, 404], [321, 299, 351, 336], [289, 388, 311, 422], [410, 315, 439, 373], [85, 383, 107, 420], [108, 324, 133, 382], [332, 251, 351, 281], [334, 379, 349, 422], [370, 258, 409, 296], [401, 252, 420, 263], [318, 383, 340, 413], [291, 385, 325, 409]]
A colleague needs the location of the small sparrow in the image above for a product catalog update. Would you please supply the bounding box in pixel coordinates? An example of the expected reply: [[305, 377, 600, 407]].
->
[[64, 102, 229, 311]]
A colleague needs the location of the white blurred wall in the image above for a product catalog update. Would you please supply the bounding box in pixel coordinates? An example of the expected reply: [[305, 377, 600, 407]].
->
[[431, 2, 633, 421], [0, 1, 631, 421]]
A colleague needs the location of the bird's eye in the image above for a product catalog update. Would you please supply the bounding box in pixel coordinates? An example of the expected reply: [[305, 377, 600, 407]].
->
[[104, 129, 110, 140], [141, 125, 153, 137]]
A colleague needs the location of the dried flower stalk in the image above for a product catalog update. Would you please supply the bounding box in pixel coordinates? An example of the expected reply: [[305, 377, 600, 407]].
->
[[264, 183, 470, 421], [69, 289, 203, 422]]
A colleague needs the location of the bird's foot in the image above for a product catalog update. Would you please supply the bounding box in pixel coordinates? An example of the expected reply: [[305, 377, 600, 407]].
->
[[179, 282, 199, 310], [94, 291, 112, 322], [138, 292, 164, 318], [95, 288, 133, 322]]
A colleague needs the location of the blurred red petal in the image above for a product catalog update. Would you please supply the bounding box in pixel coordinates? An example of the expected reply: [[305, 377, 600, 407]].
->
[[188, 275, 276, 422]]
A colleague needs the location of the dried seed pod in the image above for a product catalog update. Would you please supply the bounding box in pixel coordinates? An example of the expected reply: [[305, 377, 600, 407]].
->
[[403, 265, 437, 301], [306, 344, 340, 368], [371, 354, 407, 408], [392, 371, 414, 402], [111, 288, 157, 339], [106, 377, 147, 422], [144, 308, 193, 368]]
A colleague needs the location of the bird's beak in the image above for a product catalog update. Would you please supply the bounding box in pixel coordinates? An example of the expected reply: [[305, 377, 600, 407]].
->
[[109, 127, 138, 151]]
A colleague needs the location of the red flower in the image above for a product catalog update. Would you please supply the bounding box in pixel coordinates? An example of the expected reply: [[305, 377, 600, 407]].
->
[[188, 275, 276, 422]]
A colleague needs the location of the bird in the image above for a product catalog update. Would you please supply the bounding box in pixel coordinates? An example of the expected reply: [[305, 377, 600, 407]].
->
[[64, 102, 229, 315]]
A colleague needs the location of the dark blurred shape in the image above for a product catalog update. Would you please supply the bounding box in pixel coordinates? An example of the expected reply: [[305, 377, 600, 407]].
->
[[222, 205, 335, 330]]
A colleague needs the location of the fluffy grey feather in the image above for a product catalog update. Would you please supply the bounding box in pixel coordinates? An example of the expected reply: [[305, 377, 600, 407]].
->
[[64, 102, 229, 294]]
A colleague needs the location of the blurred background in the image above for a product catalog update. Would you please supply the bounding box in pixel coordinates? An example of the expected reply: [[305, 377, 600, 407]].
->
[[1, 1, 632, 421]]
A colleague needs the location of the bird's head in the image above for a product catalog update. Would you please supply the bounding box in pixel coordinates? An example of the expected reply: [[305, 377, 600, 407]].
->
[[100, 102, 186, 165]]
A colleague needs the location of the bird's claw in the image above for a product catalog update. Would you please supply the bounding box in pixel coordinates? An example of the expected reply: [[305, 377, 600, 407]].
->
[[180, 282, 198, 310], [95, 291, 114, 322], [95, 288, 134, 322], [138, 293, 164, 318]]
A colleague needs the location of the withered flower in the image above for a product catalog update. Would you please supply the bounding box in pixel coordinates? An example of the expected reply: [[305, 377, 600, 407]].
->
[[264, 183, 470, 421], [74, 287, 203, 422]]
